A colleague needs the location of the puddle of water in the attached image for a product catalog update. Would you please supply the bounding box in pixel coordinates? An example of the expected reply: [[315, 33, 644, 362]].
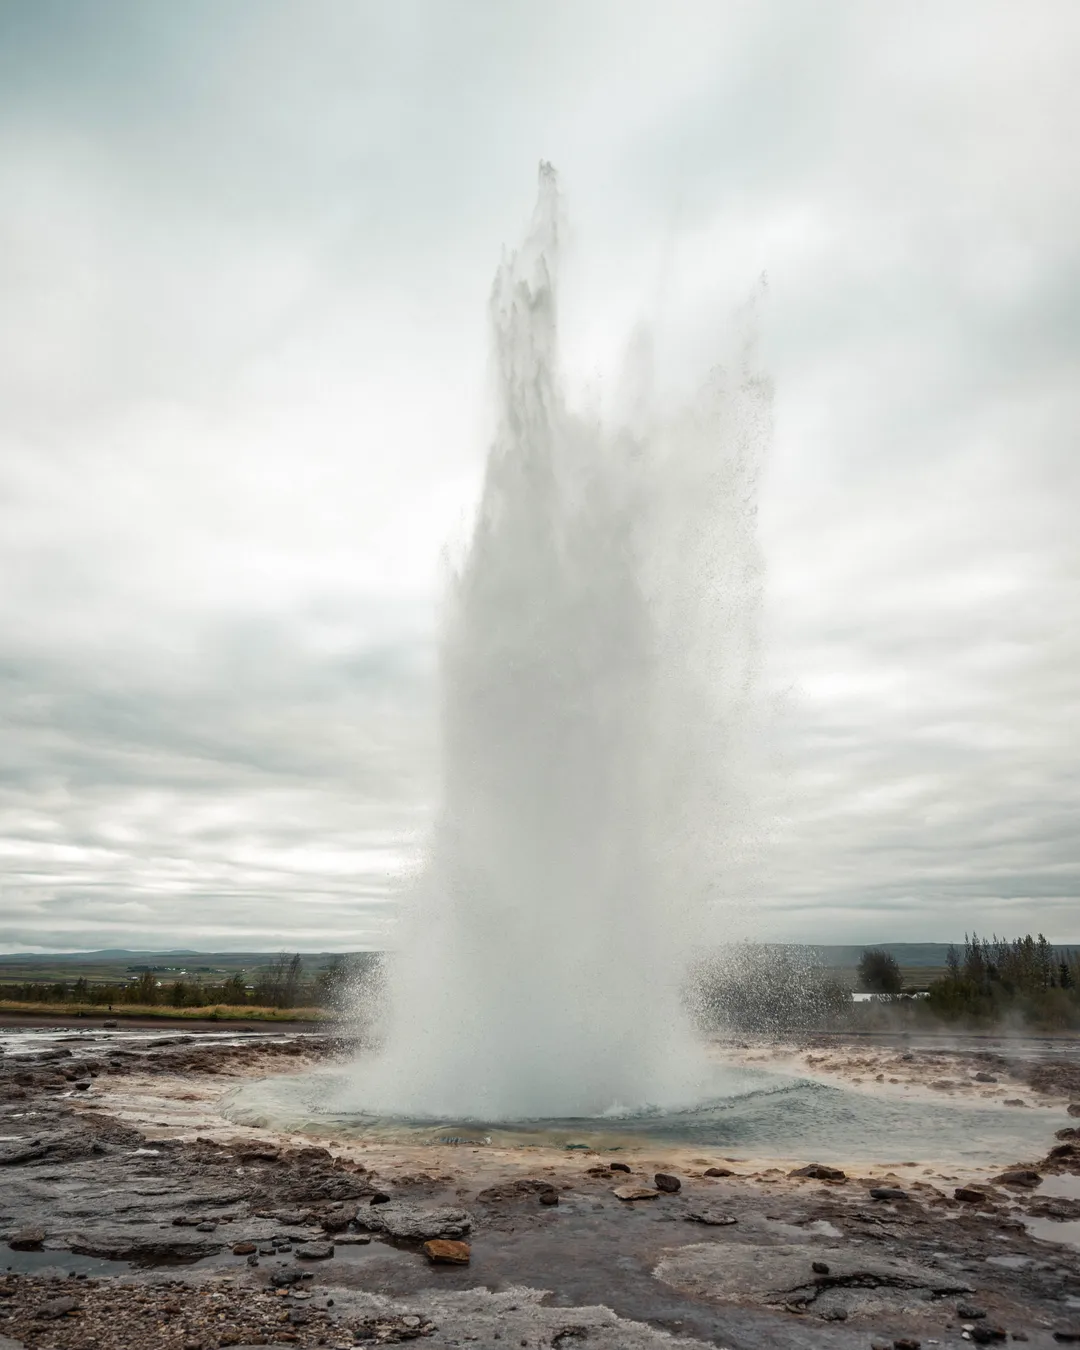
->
[[1041, 1174, 1080, 1200], [1025, 1216, 1080, 1250], [2, 1250, 130, 1278]]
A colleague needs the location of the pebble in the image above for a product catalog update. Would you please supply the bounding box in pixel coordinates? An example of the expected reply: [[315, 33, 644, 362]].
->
[[654, 1173, 681, 1193]]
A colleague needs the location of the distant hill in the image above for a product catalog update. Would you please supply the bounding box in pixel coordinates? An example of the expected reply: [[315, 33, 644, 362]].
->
[[2, 942, 1077, 975]]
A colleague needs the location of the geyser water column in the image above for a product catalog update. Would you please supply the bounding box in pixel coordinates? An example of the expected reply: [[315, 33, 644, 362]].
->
[[352, 164, 770, 1121]]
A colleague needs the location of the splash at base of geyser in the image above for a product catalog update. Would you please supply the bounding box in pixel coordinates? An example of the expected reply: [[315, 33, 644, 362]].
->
[[219, 1056, 1064, 1168], [351, 163, 768, 1124]]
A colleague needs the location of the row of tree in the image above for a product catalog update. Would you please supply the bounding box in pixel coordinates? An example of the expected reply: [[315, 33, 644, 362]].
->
[[3, 953, 382, 1012], [927, 933, 1080, 1028]]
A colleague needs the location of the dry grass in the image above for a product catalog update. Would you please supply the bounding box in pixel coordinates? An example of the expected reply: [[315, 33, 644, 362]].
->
[[0, 999, 333, 1022]]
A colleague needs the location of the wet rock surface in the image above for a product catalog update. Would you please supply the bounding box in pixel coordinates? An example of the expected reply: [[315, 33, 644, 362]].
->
[[2, 1024, 1080, 1349]]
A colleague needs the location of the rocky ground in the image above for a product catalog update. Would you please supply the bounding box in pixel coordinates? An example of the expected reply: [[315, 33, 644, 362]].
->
[[2, 1022, 1080, 1350]]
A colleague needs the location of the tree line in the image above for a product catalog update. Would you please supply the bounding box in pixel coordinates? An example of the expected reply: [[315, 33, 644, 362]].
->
[[3, 952, 381, 1012], [926, 933, 1080, 1028]]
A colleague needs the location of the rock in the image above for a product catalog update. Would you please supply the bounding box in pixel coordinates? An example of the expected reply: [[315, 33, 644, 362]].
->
[[321, 1204, 358, 1231], [69, 1232, 222, 1261], [870, 1187, 910, 1201], [613, 1185, 660, 1201], [684, 1210, 737, 1226], [232, 1241, 257, 1255], [103, 1019, 117, 1028], [1049, 1143, 1077, 1159], [789, 1163, 846, 1181], [974, 1072, 998, 1083], [8, 1227, 45, 1251], [704, 1166, 734, 1177], [1053, 1333, 1080, 1343], [894, 1341, 921, 1350], [1003, 1099, 1027, 1107], [971, 1328, 1007, 1344], [237, 1144, 281, 1162], [359, 1202, 473, 1240], [812, 1261, 830, 1274], [35, 1296, 82, 1319], [423, 1238, 470, 1264], [539, 1189, 559, 1206], [1067, 1103, 1080, 1118], [609, 1162, 631, 1173], [370, 1191, 392, 1205], [1027, 1196, 1080, 1220], [993, 1170, 1042, 1189], [334, 1232, 371, 1244], [958, 1305, 988, 1319], [656, 1243, 973, 1309], [955, 1186, 990, 1203], [1056, 1127, 1080, 1141], [196, 1220, 218, 1231], [296, 1242, 334, 1259], [654, 1173, 681, 1193]]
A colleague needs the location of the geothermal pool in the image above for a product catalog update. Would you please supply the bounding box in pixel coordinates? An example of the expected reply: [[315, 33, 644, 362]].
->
[[221, 1059, 1064, 1167]]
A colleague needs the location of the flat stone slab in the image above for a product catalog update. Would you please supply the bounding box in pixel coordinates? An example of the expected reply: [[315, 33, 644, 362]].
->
[[295, 1242, 334, 1259], [357, 1203, 473, 1240], [613, 1185, 660, 1201], [655, 1243, 973, 1318]]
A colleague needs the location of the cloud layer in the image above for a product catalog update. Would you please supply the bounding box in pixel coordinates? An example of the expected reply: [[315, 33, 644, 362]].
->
[[1, 0, 1077, 948]]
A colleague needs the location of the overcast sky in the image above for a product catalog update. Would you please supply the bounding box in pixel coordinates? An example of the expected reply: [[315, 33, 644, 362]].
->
[[1, 0, 1077, 952]]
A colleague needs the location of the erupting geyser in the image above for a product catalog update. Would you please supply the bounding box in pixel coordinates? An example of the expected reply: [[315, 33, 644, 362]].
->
[[344, 164, 770, 1121]]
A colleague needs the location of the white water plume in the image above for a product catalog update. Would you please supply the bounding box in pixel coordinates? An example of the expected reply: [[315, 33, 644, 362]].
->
[[344, 164, 771, 1120]]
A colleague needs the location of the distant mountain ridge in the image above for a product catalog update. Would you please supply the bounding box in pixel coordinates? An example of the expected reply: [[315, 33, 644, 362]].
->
[[2, 942, 1078, 968]]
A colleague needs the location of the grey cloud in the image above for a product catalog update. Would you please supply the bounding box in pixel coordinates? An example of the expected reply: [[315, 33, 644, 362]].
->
[[1, 0, 1077, 949]]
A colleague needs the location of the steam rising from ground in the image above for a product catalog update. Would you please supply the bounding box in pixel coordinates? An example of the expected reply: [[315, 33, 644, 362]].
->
[[339, 165, 770, 1120]]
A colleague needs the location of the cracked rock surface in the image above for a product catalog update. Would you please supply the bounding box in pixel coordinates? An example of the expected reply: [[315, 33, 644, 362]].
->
[[3, 1023, 1080, 1349]]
